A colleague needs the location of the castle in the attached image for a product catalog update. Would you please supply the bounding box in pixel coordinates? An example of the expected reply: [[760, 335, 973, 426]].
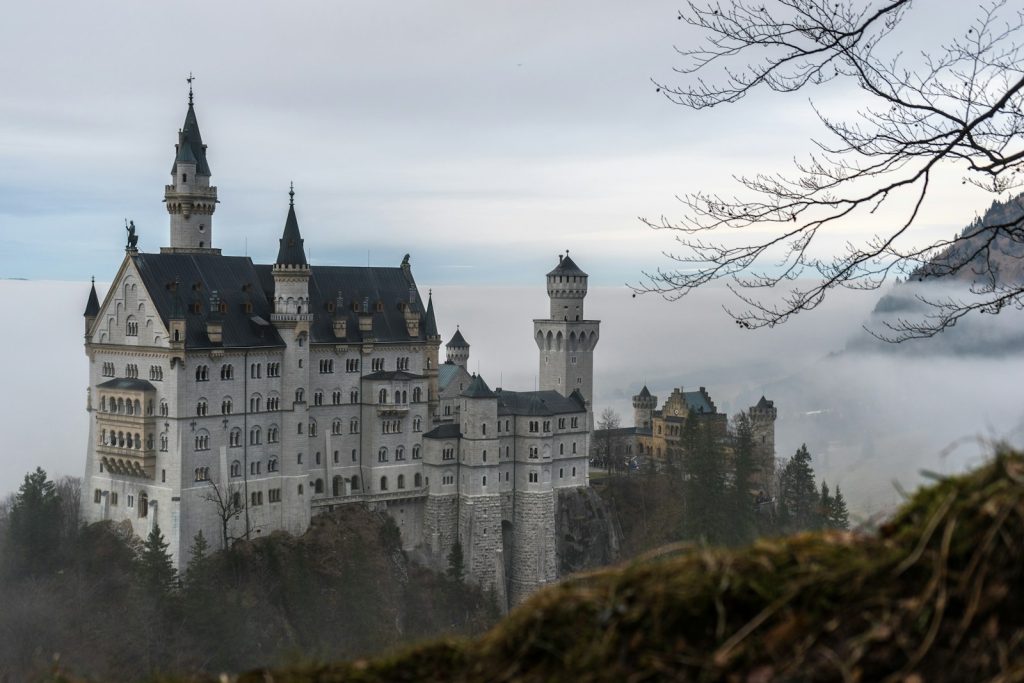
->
[[593, 385, 777, 493], [80, 90, 598, 607]]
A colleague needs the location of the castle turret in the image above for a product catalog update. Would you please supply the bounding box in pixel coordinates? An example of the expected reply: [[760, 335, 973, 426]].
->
[[446, 327, 469, 368], [632, 385, 657, 430], [270, 184, 312, 535], [748, 396, 777, 493], [534, 251, 600, 415], [163, 83, 218, 254], [424, 292, 441, 414], [457, 375, 504, 601], [83, 277, 100, 337]]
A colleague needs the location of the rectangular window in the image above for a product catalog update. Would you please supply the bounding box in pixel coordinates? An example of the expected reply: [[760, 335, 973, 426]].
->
[[111, 492, 118, 505], [94, 489, 102, 504]]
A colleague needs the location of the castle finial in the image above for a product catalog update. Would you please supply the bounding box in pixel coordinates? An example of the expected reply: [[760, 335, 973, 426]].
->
[[289, 181, 295, 207], [186, 72, 195, 106]]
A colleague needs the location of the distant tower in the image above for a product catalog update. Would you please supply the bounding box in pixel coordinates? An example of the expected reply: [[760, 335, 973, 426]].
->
[[534, 251, 600, 413], [163, 81, 218, 253], [270, 184, 312, 535], [446, 328, 469, 368], [748, 396, 778, 493], [632, 385, 657, 430]]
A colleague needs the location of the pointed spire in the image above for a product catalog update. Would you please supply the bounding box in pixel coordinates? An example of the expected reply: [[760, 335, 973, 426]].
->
[[84, 277, 100, 317], [447, 326, 469, 348], [276, 184, 307, 267], [424, 290, 439, 338], [172, 75, 211, 176], [461, 373, 496, 399]]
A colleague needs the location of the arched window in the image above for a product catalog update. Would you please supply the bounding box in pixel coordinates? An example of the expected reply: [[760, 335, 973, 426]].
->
[[314, 478, 324, 494], [395, 446, 405, 461], [138, 491, 148, 518], [414, 473, 422, 487], [350, 390, 359, 403], [295, 388, 305, 403], [196, 399, 208, 416], [250, 394, 262, 412], [268, 425, 279, 443], [333, 475, 342, 497], [196, 365, 209, 381], [378, 388, 388, 404], [315, 452, 321, 465], [482, 475, 487, 487], [380, 476, 388, 491], [126, 317, 139, 337], [159, 400, 168, 417], [397, 474, 405, 489], [332, 419, 342, 435], [309, 420, 317, 437], [413, 387, 422, 402], [314, 391, 323, 406], [125, 400, 134, 416], [412, 445, 421, 459], [249, 426, 261, 445], [221, 364, 234, 380], [222, 398, 233, 415], [413, 417, 422, 432], [117, 397, 124, 414], [378, 447, 388, 463], [231, 460, 241, 477], [268, 458, 278, 472], [350, 418, 359, 434]]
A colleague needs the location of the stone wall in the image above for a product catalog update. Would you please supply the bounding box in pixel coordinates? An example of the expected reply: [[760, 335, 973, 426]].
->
[[509, 489, 556, 605]]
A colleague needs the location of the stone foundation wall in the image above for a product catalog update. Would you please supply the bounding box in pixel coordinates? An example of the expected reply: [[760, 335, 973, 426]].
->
[[510, 489, 556, 606]]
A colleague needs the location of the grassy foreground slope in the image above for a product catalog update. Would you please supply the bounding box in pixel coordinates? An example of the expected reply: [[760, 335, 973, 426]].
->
[[73, 453, 1024, 682]]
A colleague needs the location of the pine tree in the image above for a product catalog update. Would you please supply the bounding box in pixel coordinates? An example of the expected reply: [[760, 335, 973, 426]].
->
[[185, 530, 210, 586], [447, 540, 465, 584], [829, 486, 851, 531], [681, 411, 727, 544], [818, 481, 833, 530], [778, 445, 819, 533], [139, 525, 178, 595], [6, 468, 61, 577], [728, 412, 756, 546]]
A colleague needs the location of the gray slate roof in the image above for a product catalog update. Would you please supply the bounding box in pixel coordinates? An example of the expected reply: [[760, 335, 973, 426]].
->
[[172, 103, 211, 176], [84, 280, 100, 317], [495, 389, 586, 416], [423, 423, 461, 439], [134, 253, 285, 349], [255, 263, 430, 345], [447, 328, 469, 348], [97, 378, 156, 392], [637, 385, 652, 398], [547, 253, 587, 277], [461, 374, 495, 399], [275, 200, 307, 266], [424, 293, 438, 338]]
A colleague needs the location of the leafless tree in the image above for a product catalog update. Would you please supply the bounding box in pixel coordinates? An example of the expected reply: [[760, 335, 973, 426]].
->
[[201, 479, 249, 551], [55, 476, 82, 544], [639, 0, 1024, 340]]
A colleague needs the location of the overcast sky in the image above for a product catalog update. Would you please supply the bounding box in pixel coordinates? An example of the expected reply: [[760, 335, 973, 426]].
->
[[0, 0, 1003, 286]]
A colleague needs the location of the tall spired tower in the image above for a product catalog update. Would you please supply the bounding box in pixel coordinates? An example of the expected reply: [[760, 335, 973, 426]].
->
[[534, 252, 600, 415], [163, 81, 219, 253]]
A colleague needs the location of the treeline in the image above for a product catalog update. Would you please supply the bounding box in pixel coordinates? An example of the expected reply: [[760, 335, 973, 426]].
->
[[0, 468, 498, 682], [599, 412, 849, 558]]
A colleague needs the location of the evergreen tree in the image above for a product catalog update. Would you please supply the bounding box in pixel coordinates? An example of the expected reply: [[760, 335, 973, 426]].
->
[[829, 486, 851, 531], [139, 525, 177, 595], [778, 445, 819, 533], [681, 411, 727, 544], [446, 541, 465, 584], [184, 530, 210, 587], [818, 481, 833, 530], [727, 412, 757, 546], [6, 468, 61, 577]]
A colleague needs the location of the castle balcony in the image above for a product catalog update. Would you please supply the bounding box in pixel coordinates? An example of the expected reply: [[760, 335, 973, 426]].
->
[[97, 445, 156, 479], [270, 313, 314, 324], [311, 486, 427, 509], [376, 404, 410, 416]]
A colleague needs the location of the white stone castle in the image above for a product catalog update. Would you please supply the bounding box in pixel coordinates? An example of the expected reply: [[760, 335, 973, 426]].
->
[[81, 90, 599, 607]]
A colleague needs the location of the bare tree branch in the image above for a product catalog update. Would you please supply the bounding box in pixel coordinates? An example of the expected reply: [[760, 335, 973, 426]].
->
[[640, 0, 1024, 340]]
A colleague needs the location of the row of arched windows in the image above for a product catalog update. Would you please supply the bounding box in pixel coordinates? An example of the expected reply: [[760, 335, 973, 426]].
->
[[100, 429, 143, 450]]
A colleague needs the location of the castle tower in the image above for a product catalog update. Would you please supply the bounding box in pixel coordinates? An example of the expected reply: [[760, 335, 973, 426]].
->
[[748, 396, 778, 494], [83, 277, 100, 337], [271, 185, 312, 534], [424, 293, 442, 415], [446, 328, 469, 368], [534, 252, 600, 413], [457, 375, 505, 604], [632, 385, 657, 430], [163, 83, 219, 253]]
